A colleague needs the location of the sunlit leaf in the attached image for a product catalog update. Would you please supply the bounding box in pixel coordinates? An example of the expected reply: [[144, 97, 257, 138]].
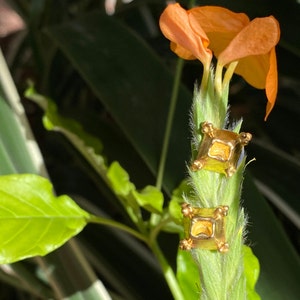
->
[[176, 250, 200, 300], [244, 245, 260, 300], [25, 87, 107, 178], [107, 162, 164, 220], [107, 161, 135, 197], [0, 174, 89, 264], [169, 180, 190, 223], [25, 86, 103, 153], [168, 199, 182, 224], [132, 186, 163, 214]]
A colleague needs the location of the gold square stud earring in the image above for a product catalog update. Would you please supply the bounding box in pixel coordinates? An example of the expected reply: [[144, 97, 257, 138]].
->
[[180, 203, 229, 253], [191, 122, 252, 176]]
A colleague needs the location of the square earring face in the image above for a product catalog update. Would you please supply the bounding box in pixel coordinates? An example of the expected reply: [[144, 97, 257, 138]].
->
[[180, 203, 229, 253], [208, 140, 232, 162], [190, 217, 214, 239], [191, 122, 252, 176]]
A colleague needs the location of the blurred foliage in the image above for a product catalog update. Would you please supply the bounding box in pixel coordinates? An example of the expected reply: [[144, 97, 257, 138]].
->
[[1, 0, 299, 299]]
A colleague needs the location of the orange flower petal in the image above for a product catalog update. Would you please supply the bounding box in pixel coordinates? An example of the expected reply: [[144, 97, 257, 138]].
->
[[234, 50, 278, 120], [234, 54, 269, 89], [159, 3, 212, 66], [170, 42, 196, 60], [218, 16, 280, 65], [189, 6, 249, 34], [189, 6, 249, 58], [265, 48, 278, 120], [217, 16, 279, 120]]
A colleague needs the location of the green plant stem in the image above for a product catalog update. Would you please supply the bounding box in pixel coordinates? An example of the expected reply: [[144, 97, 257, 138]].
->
[[222, 61, 239, 91], [156, 58, 184, 191], [150, 241, 185, 300], [214, 62, 224, 99], [200, 65, 210, 95], [149, 216, 173, 245], [88, 214, 148, 243], [90, 215, 184, 299]]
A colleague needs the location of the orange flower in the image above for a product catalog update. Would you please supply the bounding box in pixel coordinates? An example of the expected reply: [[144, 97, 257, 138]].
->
[[210, 15, 280, 120], [159, 3, 212, 70], [159, 3, 280, 120]]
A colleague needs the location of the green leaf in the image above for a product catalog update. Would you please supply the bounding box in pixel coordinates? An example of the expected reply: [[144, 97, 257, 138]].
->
[[25, 86, 103, 154], [169, 180, 190, 223], [107, 161, 135, 197], [244, 245, 260, 300], [0, 174, 90, 264], [132, 185, 164, 214], [168, 199, 182, 224], [25, 87, 107, 179], [176, 250, 200, 300], [106, 160, 164, 229], [106, 161, 142, 225]]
